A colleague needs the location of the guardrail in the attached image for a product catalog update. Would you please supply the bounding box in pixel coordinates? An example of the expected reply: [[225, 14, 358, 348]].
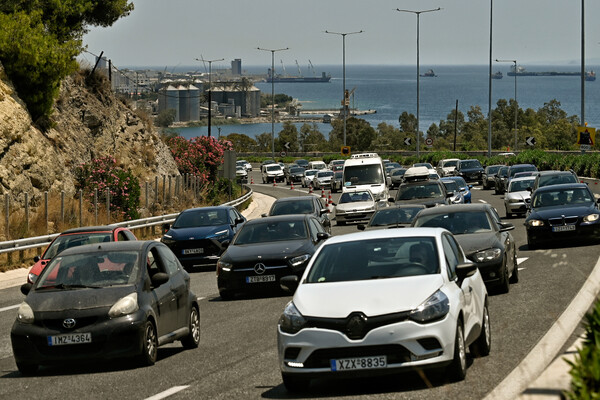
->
[[0, 186, 253, 256]]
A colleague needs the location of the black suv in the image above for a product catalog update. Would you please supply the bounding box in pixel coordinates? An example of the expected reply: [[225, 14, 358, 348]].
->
[[264, 196, 332, 234], [529, 170, 578, 193], [454, 159, 484, 184], [391, 178, 451, 207]]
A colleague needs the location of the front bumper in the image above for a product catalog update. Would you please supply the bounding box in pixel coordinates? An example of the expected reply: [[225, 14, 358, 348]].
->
[[336, 210, 375, 223], [526, 222, 600, 245], [506, 200, 527, 215], [278, 315, 457, 378]]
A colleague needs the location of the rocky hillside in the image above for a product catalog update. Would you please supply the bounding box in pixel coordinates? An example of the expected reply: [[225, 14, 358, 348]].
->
[[0, 62, 179, 201]]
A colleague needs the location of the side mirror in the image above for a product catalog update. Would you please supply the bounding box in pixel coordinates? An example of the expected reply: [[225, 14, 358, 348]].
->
[[20, 283, 32, 296], [499, 222, 515, 231], [261, 213, 268, 218], [357, 224, 366, 231], [33, 255, 40, 263], [280, 275, 300, 293], [527, 187, 532, 192], [162, 223, 170, 234], [320, 208, 329, 215], [235, 217, 245, 225], [388, 197, 396, 203], [456, 262, 478, 281], [316, 232, 330, 242], [151, 272, 169, 288], [468, 185, 473, 189]]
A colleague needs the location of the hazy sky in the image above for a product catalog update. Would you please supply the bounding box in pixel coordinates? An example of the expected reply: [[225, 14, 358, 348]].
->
[[83, 0, 600, 69]]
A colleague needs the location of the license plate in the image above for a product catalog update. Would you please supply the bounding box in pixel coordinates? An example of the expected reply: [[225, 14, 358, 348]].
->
[[246, 275, 275, 283], [330, 356, 387, 371], [552, 225, 576, 233], [183, 248, 204, 255], [48, 333, 92, 346]]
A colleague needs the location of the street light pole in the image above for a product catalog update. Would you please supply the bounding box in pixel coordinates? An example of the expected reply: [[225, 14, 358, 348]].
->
[[487, 0, 493, 157], [396, 8, 440, 157], [496, 59, 518, 150], [257, 47, 289, 158], [325, 30, 363, 147], [195, 57, 224, 137]]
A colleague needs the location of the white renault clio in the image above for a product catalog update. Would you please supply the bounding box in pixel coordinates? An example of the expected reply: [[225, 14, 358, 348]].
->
[[277, 227, 490, 392]]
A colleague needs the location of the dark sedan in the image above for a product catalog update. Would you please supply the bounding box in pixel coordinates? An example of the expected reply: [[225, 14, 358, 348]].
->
[[265, 196, 331, 234], [216, 215, 329, 300], [482, 164, 504, 190], [391, 178, 451, 207], [357, 204, 426, 230], [412, 203, 518, 293], [494, 165, 510, 194], [454, 159, 484, 184], [329, 171, 343, 193], [11, 241, 200, 375], [161, 206, 246, 269], [286, 166, 305, 185], [525, 183, 600, 249]]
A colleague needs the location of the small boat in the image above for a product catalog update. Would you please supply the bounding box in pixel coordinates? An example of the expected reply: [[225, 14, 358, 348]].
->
[[420, 69, 436, 77], [586, 71, 596, 82], [492, 71, 503, 79]]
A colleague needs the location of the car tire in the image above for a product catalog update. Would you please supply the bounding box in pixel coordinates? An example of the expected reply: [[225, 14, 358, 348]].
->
[[497, 260, 510, 294], [181, 305, 200, 349], [470, 303, 491, 357], [140, 320, 158, 366], [219, 290, 234, 301], [509, 253, 519, 284], [447, 323, 467, 382], [16, 361, 38, 376], [505, 208, 512, 218], [282, 373, 310, 392], [527, 234, 537, 250]]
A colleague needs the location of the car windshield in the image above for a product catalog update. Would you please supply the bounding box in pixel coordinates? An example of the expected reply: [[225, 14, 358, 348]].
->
[[339, 191, 373, 203], [397, 182, 443, 200], [305, 170, 317, 177], [451, 177, 467, 187], [173, 209, 228, 228], [370, 207, 421, 226], [343, 164, 384, 185], [306, 237, 439, 282], [334, 171, 343, 178], [532, 188, 593, 208], [317, 171, 334, 178], [414, 163, 433, 169], [442, 180, 460, 192], [270, 200, 314, 215], [36, 251, 140, 289], [460, 160, 482, 169], [233, 221, 307, 244], [538, 174, 578, 188], [443, 160, 459, 167], [267, 165, 282, 172], [413, 211, 492, 235], [44, 232, 112, 260], [486, 166, 502, 174], [391, 169, 406, 177], [509, 165, 536, 177], [498, 167, 509, 177], [509, 179, 534, 192], [290, 167, 304, 174]]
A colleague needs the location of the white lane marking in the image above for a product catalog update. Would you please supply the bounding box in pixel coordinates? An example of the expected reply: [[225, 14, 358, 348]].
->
[[197, 297, 206, 301], [0, 304, 19, 313], [517, 257, 528, 265], [478, 199, 488, 203], [145, 386, 190, 400]]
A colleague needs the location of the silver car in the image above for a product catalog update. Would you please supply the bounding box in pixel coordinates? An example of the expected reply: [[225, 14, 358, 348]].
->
[[504, 176, 535, 217], [334, 189, 378, 225], [311, 170, 335, 189]]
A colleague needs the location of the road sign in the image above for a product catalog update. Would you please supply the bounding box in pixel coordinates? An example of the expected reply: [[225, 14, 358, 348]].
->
[[284, 142, 291, 150], [280, 151, 286, 157], [341, 146, 351, 156], [577, 126, 595, 150], [525, 137, 536, 146], [404, 138, 412, 146], [425, 137, 433, 147]]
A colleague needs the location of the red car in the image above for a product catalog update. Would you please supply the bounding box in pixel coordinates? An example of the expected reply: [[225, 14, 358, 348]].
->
[[27, 225, 137, 284]]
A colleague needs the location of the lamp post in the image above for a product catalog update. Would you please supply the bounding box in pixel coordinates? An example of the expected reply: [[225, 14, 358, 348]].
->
[[396, 8, 440, 157], [257, 47, 289, 158], [496, 59, 518, 150], [487, 0, 493, 157], [195, 57, 224, 137], [325, 30, 363, 147]]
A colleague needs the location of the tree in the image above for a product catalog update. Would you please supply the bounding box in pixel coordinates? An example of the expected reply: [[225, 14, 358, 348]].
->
[[156, 109, 176, 127], [221, 133, 257, 153], [255, 132, 272, 153], [300, 123, 327, 152], [0, 1, 133, 126], [329, 117, 376, 151], [277, 121, 299, 152]]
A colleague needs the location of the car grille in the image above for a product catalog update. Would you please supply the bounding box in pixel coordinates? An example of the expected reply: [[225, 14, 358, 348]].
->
[[548, 216, 579, 226], [42, 316, 99, 331], [304, 344, 411, 368], [305, 311, 411, 340], [168, 238, 222, 258]]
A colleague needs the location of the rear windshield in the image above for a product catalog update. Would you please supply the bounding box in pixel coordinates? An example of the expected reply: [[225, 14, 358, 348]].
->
[[234, 220, 307, 244], [44, 232, 111, 260]]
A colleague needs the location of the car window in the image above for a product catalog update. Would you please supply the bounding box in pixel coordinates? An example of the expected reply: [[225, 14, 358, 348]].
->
[[173, 209, 228, 228], [44, 232, 112, 260], [413, 211, 492, 235], [117, 230, 136, 241], [442, 233, 459, 279], [155, 245, 180, 275], [306, 237, 439, 283]]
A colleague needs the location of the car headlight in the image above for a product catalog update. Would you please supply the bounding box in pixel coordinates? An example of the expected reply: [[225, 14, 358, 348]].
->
[[279, 301, 308, 334], [27, 272, 38, 284], [583, 214, 600, 223], [209, 230, 229, 241], [473, 248, 502, 262], [451, 195, 462, 204], [410, 290, 449, 323], [217, 260, 232, 273], [527, 219, 544, 227], [17, 302, 34, 324], [161, 235, 175, 245], [108, 293, 139, 318], [289, 254, 311, 269]]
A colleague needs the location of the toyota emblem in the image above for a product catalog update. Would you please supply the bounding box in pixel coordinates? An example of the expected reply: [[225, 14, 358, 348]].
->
[[63, 318, 77, 329], [254, 263, 266, 275]]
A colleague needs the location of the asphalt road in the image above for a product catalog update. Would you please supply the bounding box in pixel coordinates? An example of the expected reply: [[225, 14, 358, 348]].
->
[[0, 172, 596, 399]]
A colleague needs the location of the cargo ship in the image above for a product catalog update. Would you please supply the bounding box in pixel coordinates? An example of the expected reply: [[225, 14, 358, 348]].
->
[[492, 71, 503, 79], [507, 66, 596, 81], [265, 67, 331, 83]]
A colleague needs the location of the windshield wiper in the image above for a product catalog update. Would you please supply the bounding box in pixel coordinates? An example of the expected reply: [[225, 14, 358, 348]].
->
[[36, 283, 102, 290]]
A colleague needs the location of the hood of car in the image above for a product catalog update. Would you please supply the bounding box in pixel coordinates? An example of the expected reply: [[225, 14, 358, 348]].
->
[[529, 204, 598, 220], [168, 225, 230, 240], [455, 232, 501, 255], [294, 275, 444, 318], [27, 286, 135, 312], [506, 191, 530, 201], [224, 240, 314, 263], [336, 201, 374, 212]]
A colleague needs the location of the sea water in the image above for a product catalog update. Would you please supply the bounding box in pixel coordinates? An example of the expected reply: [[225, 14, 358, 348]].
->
[[170, 64, 600, 140]]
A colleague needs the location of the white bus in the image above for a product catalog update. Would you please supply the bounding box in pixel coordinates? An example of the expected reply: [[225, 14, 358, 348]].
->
[[342, 153, 389, 202]]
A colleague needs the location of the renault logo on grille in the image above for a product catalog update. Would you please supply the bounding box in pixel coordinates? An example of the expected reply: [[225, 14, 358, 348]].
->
[[346, 313, 368, 340], [254, 263, 266, 275], [63, 318, 77, 329]]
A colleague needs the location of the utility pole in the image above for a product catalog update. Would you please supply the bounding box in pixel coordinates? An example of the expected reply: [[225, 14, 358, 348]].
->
[[195, 57, 224, 137]]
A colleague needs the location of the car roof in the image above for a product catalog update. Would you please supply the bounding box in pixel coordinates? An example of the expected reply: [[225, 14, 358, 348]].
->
[[246, 214, 311, 225], [533, 183, 588, 193], [59, 225, 122, 235], [536, 170, 575, 176], [181, 205, 233, 213], [323, 227, 447, 245], [272, 196, 315, 203], [57, 240, 155, 256], [509, 164, 536, 168], [415, 203, 491, 216], [511, 176, 536, 182]]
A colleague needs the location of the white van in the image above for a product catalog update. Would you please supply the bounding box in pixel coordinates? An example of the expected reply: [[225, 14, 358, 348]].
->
[[308, 161, 326, 170], [342, 153, 389, 202]]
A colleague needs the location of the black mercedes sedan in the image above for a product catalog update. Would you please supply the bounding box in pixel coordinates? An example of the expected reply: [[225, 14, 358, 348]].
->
[[11, 241, 200, 375], [412, 203, 518, 293], [525, 183, 600, 249], [216, 214, 329, 300]]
